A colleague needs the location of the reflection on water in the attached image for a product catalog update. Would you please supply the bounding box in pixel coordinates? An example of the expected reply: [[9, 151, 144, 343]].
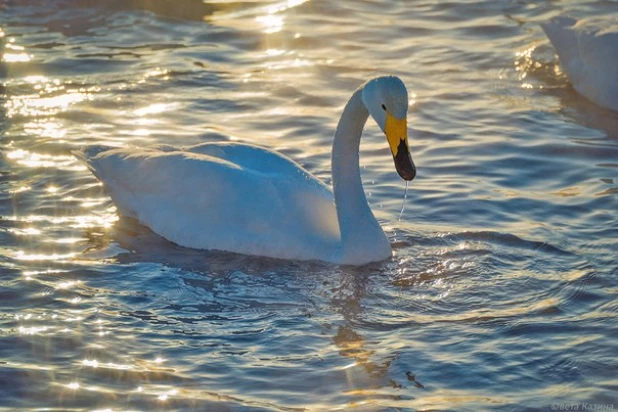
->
[[1, 0, 617, 410]]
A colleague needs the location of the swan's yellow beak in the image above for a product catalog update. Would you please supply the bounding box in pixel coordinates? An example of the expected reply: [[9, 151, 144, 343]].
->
[[384, 113, 416, 181]]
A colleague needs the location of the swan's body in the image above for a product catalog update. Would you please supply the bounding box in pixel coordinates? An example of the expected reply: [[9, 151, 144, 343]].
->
[[541, 15, 618, 111], [76, 142, 345, 261], [74, 76, 416, 265]]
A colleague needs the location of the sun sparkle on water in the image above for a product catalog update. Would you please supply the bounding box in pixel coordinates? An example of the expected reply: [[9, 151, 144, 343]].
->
[[1, 1, 616, 410]]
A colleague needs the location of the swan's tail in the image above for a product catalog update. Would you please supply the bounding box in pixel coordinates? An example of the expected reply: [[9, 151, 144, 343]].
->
[[72, 145, 116, 179], [541, 16, 579, 64]]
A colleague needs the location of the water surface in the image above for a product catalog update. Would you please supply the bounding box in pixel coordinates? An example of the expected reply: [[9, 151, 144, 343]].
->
[[1, 0, 617, 410]]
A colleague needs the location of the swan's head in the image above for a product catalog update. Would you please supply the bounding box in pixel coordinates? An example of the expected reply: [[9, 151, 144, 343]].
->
[[362, 76, 416, 181]]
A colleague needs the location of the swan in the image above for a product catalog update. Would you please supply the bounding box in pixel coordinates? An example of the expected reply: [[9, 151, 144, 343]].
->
[[541, 15, 618, 111], [74, 76, 416, 265]]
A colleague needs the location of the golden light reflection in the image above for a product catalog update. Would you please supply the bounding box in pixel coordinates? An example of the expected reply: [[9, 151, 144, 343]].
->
[[36, 289, 53, 298], [265, 48, 286, 57], [7, 91, 91, 117], [266, 0, 308, 15], [127, 128, 153, 137], [134, 117, 161, 126], [3, 53, 32, 63], [23, 268, 68, 280], [133, 102, 179, 117], [8, 185, 31, 194], [145, 67, 169, 78], [7, 227, 41, 236], [82, 359, 99, 368], [18, 326, 49, 335], [253, 0, 309, 33], [24, 75, 47, 83], [67, 382, 80, 390], [56, 280, 81, 290], [3, 41, 31, 62], [3, 212, 118, 229], [158, 388, 178, 402], [7, 149, 77, 168], [515, 46, 537, 79], [253, 28, 316, 73], [54, 237, 86, 244], [6, 75, 98, 118], [340, 362, 357, 370], [14, 250, 78, 261], [62, 195, 109, 209], [24, 119, 67, 139], [264, 57, 313, 71], [514, 44, 557, 89], [102, 362, 132, 370], [139, 67, 170, 83], [256, 14, 284, 34], [81, 359, 133, 371], [551, 187, 580, 197]]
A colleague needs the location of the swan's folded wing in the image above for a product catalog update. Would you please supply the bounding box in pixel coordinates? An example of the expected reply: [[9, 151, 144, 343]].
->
[[184, 142, 326, 184], [75, 146, 340, 259]]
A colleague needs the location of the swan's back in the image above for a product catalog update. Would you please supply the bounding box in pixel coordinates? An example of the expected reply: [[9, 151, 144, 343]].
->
[[542, 16, 618, 111], [74, 143, 341, 261]]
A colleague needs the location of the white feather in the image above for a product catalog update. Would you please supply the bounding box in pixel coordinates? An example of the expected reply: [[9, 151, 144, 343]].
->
[[542, 15, 618, 111]]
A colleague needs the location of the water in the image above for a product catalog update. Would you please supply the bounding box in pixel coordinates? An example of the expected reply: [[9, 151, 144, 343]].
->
[[1, 0, 617, 410]]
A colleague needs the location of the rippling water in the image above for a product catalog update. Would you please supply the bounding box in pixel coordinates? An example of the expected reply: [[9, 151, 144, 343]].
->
[[1, 0, 617, 410]]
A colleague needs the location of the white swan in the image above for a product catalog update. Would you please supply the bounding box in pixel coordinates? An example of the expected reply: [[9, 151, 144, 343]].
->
[[541, 15, 618, 111], [74, 76, 416, 265]]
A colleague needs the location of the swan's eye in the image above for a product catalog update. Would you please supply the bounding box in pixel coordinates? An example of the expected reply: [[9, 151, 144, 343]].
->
[[381, 103, 387, 111]]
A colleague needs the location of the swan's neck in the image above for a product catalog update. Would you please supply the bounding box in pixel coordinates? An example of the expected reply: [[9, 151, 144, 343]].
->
[[331, 88, 391, 263]]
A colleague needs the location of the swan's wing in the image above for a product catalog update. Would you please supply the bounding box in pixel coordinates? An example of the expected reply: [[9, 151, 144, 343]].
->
[[184, 142, 323, 181], [74, 145, 340, 260]]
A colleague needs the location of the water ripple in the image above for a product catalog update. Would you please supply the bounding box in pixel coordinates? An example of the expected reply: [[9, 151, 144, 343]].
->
[[1, 0, 617, 410]]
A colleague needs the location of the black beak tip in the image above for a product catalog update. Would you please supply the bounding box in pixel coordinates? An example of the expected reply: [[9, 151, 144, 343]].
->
[[393, 139, 416, 181], [397, 165, 416, 181]]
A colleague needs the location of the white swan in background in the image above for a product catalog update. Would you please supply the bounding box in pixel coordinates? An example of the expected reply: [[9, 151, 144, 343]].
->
[[74, 76, 416, 265], [541, 15, 618, 111]]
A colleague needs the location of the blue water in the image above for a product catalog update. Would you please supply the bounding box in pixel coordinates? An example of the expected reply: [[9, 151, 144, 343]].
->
[[1, 1, 617, 410]]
